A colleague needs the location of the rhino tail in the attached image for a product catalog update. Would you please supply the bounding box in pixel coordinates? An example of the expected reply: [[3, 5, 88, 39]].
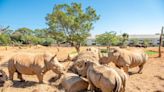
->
[[113, 75, 122, 92]]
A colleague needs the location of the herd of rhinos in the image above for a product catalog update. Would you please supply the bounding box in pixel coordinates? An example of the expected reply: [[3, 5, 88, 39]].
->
[[0, 47, 148, 92]]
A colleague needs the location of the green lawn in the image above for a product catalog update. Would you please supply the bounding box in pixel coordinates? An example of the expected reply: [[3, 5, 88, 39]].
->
[[145, 51, 158, 55]]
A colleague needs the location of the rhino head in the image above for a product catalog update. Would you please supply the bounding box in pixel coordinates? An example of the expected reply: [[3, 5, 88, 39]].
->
[[75, 59, 94, 77], [44, 53, 65, 75], [107, 48, 121, 63]]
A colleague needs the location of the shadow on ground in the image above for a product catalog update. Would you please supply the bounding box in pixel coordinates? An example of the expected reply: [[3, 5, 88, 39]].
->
[[0, 62, 8, 68], [154, 75, 164, 81], [12, 80, 37, 88]]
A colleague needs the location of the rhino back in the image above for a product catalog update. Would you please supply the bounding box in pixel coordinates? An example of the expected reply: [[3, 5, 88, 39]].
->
[[129, 51, 146, 67], [118, 49, 146, 67], [88, 65, 118, 89], [10, 54, 45, 75]]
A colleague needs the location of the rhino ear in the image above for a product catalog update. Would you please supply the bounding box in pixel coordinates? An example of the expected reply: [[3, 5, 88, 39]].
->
[[113, 51, 120, 57]]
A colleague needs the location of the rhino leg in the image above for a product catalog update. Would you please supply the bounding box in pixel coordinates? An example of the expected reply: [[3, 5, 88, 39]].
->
[[8, 68, 16, 81], [36, 73, 43, 83], [17, 71, 25, 82], [138, 64, 144, 74]]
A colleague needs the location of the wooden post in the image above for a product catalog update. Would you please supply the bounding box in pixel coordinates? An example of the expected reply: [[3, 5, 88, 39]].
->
[[159, 26, 164, 57]]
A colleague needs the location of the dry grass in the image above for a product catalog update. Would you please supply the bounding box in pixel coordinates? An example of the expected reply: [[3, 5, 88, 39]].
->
[[0, 46, 164, 92]]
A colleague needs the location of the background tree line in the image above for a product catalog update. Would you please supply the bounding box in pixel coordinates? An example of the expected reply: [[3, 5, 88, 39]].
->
[[0, 27, 56, 46]]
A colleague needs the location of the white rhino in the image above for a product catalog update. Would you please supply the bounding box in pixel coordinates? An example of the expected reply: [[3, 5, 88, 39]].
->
[[67, 47, 100, 74], [75, 60, 123, 92], [100, 48, 148, 73], [8, 52, 65, 83]]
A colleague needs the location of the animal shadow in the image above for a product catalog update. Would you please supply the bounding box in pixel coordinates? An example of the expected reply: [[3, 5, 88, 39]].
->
[[12, 80, 37, 88], [154, 75, 164, 81], [0, 62, 8, 68], [128, 71, 139, 75], [154, 90, 164, 92]]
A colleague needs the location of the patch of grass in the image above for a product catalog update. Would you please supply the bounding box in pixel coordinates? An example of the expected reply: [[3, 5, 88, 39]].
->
[[145, 51, 158, 55], [100, 49, 108, 53], [70, 51, 77, 54]]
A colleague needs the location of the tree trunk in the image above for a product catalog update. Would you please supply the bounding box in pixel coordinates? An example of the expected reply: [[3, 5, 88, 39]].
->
[[159, 26, 163, 57], [75, 44, 81, 54], [57, 42, 60, 47]]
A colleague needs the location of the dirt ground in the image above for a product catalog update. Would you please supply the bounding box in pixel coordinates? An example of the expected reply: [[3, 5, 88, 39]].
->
[[0, 46, 164, 92]]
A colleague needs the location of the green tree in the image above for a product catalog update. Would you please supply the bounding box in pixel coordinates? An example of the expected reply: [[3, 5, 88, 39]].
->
[[11, 27, 33, 44], [143, 39, 150, 47], [0, 26, 12, 45], [96, 31, 120, 46], [121, 33, 129, 47], [48, 30, 66, 46], [0, 34, 11, 45], [46, 3, 99, 53], [34, 29, 48, 38], [131, 39, 140, 46]]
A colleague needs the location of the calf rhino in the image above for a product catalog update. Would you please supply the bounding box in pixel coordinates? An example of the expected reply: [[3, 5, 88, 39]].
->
[[75, 60, 123, 92], [8, 52, 65, 83], [61, 72, 89, 92], [100, 48, 148, 73]]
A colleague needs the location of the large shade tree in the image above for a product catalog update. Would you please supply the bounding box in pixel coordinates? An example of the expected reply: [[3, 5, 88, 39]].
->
[[46, 3, 99, 53]]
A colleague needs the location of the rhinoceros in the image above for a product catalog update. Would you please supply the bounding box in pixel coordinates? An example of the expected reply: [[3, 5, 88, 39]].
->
[[75, 60, 123, 92], [100, 48, 148, 73], [8, 52, 65, 83]]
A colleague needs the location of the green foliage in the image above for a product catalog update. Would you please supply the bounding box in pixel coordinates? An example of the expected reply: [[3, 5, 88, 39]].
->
[[96, 31, 120, 46], [40, 38, 55, 46], [46, 2, 99, 49], [145, 51, 158, 55], [11, 27, 33, 44], [34, 29, 48, 38], [121, 33, 129, 46], [48, 30, 66, 45], [143, 39, 150, 46], [0, 34, 11, 45], [131, 39, 140, 46], [100, 49, 108, 53]]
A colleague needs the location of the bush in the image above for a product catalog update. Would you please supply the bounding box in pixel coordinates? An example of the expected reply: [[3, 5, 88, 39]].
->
[[0, 34, 11, 45], [39, 38, 55, 46]]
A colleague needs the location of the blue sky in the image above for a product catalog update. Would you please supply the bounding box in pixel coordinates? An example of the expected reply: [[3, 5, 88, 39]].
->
[[0, 0, 164, 36]]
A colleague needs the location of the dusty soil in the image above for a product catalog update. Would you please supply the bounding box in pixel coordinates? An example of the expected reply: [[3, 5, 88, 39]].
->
[[0, 46, 164, 92]]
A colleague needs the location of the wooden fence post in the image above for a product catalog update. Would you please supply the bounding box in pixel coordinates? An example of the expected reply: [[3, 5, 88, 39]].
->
[[159, 26, 164, 57]]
